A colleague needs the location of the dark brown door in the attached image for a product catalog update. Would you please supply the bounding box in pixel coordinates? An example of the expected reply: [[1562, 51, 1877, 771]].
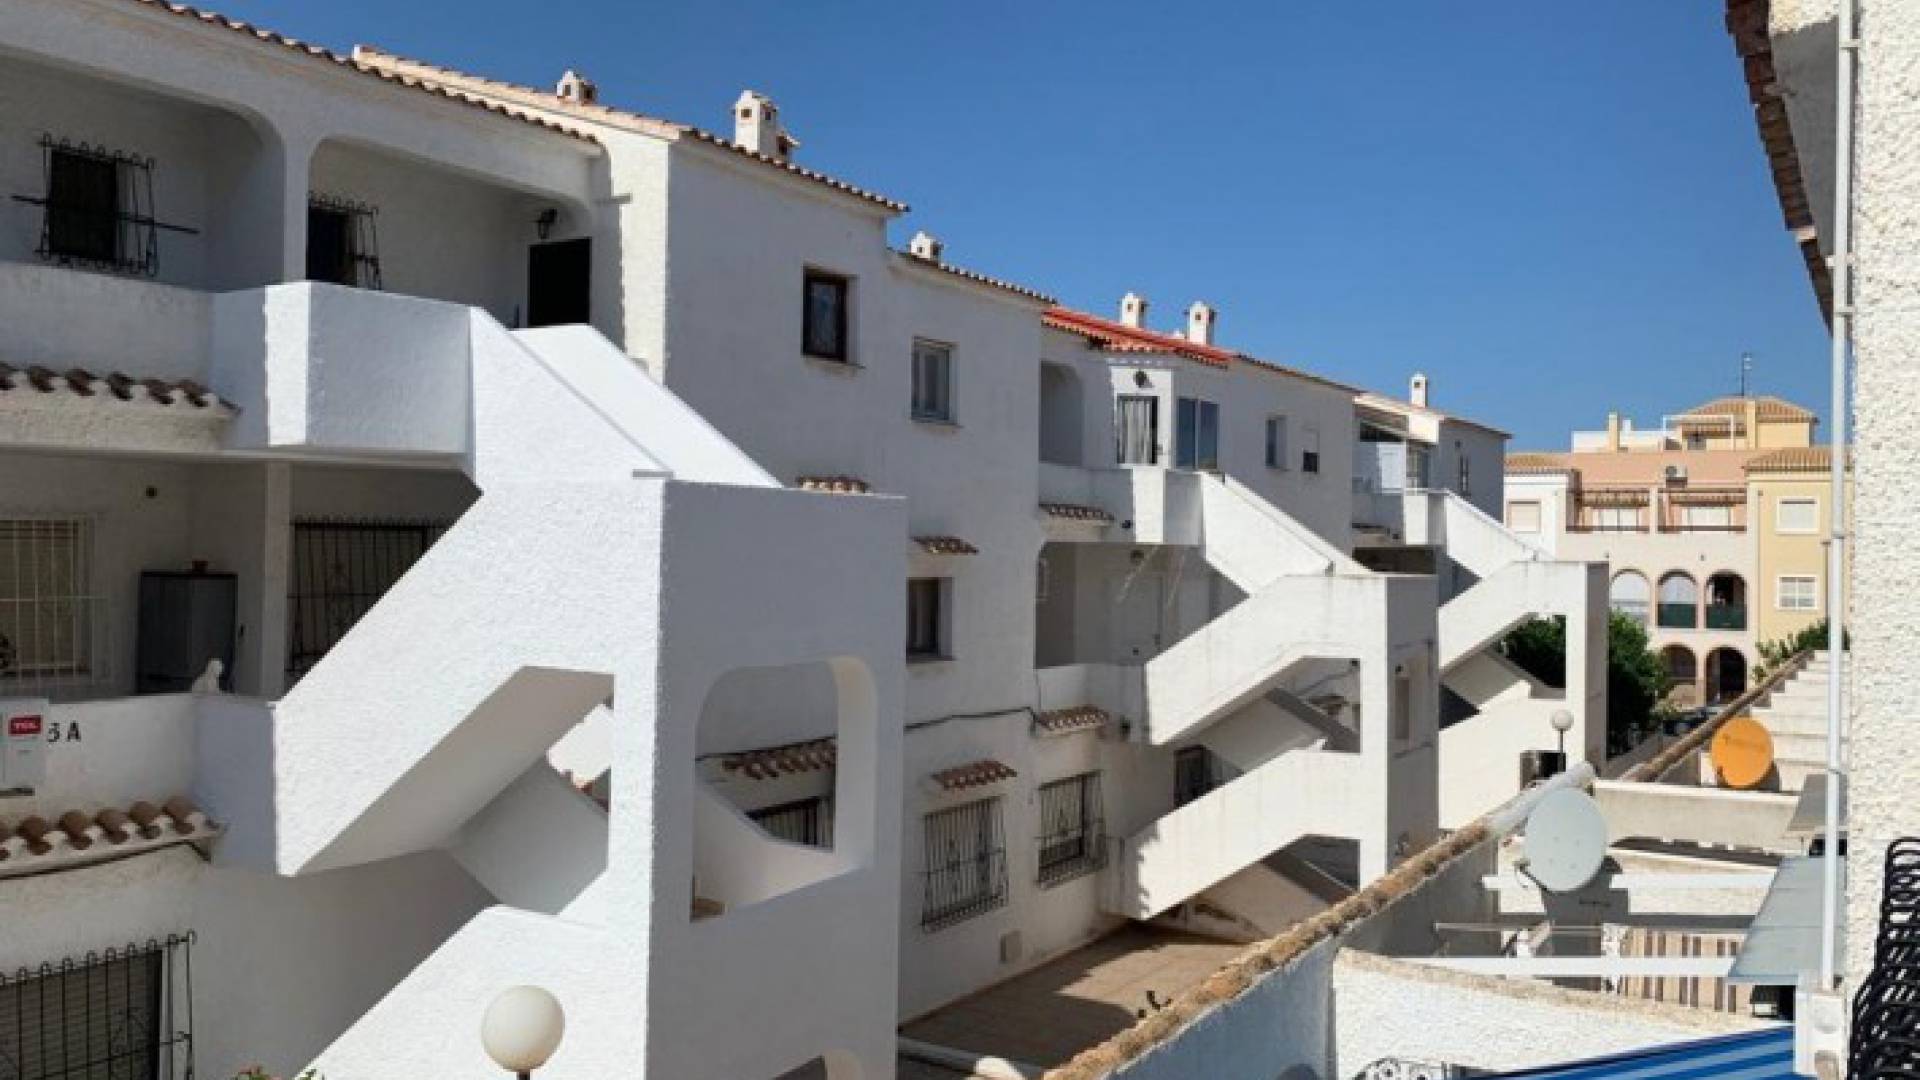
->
[[527, 238, 591, 327]]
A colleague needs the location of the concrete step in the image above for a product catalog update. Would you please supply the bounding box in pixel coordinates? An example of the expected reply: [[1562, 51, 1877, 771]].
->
[[1753, 713, 1842, 739], [1772, 732, 1848, 762]]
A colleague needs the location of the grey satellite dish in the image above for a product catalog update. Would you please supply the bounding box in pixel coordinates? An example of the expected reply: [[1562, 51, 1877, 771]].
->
[[1520, 787, 1608, 893]]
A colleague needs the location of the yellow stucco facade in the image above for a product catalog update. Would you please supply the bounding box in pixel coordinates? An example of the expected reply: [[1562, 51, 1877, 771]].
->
[[1748, 452, 1851, 646]]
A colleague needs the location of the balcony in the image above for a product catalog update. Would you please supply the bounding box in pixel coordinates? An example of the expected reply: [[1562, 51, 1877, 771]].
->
[[1705, 604, 1747, 631], [1657, 602, 1697, 630]]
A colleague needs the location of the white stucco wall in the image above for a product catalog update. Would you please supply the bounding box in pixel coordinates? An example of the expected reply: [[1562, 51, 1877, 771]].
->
[[1331, 950, 1766, 1075]]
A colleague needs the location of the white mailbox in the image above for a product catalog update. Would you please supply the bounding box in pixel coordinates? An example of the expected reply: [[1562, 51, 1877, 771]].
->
[[1, 698, 50, 795]]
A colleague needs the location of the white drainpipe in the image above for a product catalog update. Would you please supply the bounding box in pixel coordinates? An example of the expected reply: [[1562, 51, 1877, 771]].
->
[[1819, 0, 1858, 993]]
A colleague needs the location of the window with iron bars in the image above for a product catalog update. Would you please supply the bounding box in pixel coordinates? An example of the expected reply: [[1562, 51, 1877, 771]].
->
[[306, 193, 383, 290], [0, 935, 194, 1080], [748, 796, 833, 849], [921, 797, 1008, 931], [0, 518, 102, 695], [285, 520, 447, 684], [1036, 772, 1106, 887], [11, 135, 195, 277]]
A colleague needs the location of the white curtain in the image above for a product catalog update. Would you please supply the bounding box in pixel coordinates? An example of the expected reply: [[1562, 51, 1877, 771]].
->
[[1116, 396, 1157, 464]]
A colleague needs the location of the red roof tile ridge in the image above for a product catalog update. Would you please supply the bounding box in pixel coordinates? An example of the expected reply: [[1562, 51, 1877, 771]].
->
[[353, 45, 908, 213], [122, 2, 597, 143], [0, 796, 219, 873]]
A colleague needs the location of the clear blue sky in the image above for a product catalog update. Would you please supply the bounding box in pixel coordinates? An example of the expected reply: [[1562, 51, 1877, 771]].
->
[[223, 0, 1833, 450]]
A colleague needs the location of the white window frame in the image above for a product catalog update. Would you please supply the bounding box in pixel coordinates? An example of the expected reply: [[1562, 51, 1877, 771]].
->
[[1506, 500, 1542, 533], [1775, 496, 1819, 535], [1776, 574, 1819, 612], [910, 338, 955, 423]]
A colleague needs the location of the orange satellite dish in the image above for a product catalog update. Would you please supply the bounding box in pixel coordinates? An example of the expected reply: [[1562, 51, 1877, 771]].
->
[[1711, 715, 1775, 790]]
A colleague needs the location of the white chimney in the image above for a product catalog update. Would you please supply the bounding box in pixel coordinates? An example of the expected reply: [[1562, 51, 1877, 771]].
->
[[908, 231, 944, 262], [1119, 292, 1149, 329], [556, 70, 598, 104], [1186, 301, 1217, 346], [733, 90, 799, 161], [1410, 372, 1430, 408]]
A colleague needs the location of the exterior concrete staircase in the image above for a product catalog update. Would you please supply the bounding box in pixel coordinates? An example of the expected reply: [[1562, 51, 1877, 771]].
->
[[1108, 475, 1418, 921], [1747, 652, 1844, 792]]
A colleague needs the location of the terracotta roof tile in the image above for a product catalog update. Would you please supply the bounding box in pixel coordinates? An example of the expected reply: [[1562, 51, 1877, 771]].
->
[[1678, 395, 1816, 423], [0, 796, 218, 877], [1040, 502, 1114, 524], [721, 737, 836, 781], [1043, 307, 1365, 395], [930, 759, 1017, 792], [897, 250, 1055, 304], [350, 46, 906, 212], [1033, 705, 1110, 737], [124, 3, 596, 143], [914, 536, 978, 556], [1506, 452, 1573, 476], [1725, 0, 1832, 321], [796, 475, 872, 495], [1745, 445, 1846, 473], [0, 363, 235, 412]]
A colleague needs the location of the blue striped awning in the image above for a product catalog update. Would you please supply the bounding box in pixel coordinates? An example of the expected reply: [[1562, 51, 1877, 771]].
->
[[1494, 1026, 1794, 1078]]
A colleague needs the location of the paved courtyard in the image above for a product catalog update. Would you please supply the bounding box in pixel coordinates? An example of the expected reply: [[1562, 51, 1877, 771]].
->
[[898, 925, 1247, 1071]]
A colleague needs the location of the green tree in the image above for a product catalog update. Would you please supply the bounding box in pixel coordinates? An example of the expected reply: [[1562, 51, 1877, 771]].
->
[[1754, 617, 1847, 681], [1497, 612, 1669, 757]]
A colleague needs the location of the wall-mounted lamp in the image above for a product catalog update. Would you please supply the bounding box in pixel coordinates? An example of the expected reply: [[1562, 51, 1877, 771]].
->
[[1133, 370, 1152, 389], [534, 208, 559, 241]]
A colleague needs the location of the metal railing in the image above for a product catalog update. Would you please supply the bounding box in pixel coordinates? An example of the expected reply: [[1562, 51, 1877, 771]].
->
[[1656, 602, 1698, 629], [1705, 604, 1747, 631], [1036, 772, 1107, 887], [921, 797, 1008, 931], [285, 519, 448, 684], [0, 935, 194, 1080]]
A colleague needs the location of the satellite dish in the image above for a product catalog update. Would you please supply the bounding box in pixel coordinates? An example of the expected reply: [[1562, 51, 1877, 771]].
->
[[1710, 715, 1775, 790], [1521, 787, 1608, 893]]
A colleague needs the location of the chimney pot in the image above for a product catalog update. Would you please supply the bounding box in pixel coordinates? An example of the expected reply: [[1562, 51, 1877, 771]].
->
[[556, 70, 597, 104], [1119, 292, 1149, 329], [733, 90, 799, 161], [1186, 302, 1217, 346], [908, 231, 944, 262], [1409, 372, 1430, 409]]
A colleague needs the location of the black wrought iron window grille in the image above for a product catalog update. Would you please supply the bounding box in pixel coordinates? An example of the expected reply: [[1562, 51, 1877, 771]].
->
[[0, 934, 194, 1080], [285, 519, 447, 684], [306, 193, 383, 290], [11, 135, 196, 277], [921, 797, 1008, 931], [1037, 771, 1107, 887], [748, 796, 833, 849]]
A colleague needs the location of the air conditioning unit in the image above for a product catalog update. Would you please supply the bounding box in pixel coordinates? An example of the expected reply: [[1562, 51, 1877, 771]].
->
[[1663, 464, 1688, 485], [1, 698, 50, 795]]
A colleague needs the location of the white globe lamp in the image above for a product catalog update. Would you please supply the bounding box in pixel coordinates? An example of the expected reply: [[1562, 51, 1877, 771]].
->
[[482, 985, 566, 1078], [1550, 708, 1575, 759]]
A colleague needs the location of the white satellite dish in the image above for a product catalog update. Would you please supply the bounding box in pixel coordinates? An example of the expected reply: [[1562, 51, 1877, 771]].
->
[[1520, 787, 1608, 893]]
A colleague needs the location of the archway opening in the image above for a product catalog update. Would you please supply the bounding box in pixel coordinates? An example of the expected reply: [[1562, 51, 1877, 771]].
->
[[1610, 570, 1651, 626], [1661, 644, 1699, 707], [1657, 572, 1698, 630], [1705, 648, 1747, 704], [1705, 572, 1747, 631]]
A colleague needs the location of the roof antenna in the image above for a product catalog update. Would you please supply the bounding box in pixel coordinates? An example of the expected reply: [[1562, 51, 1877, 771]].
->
[[1740, 351, 1753, 397]]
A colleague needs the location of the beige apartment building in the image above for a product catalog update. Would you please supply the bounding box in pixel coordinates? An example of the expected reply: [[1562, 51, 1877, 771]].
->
[[1505, 395, 1845, 706]]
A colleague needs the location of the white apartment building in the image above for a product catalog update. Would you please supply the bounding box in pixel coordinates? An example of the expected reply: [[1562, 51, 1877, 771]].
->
[[0, 3, 1609, 1077]]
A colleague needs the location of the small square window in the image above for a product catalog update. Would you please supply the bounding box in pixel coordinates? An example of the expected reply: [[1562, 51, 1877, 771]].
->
[[922, 797, 1008, 930], [803, 270, 850, 361], [1776, 497, 1819, 535], [911, 339, 954, 422], [1777, 575, 1819, 611], [1506, 501, 1542, 533], [907, 578, 948, 660]]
